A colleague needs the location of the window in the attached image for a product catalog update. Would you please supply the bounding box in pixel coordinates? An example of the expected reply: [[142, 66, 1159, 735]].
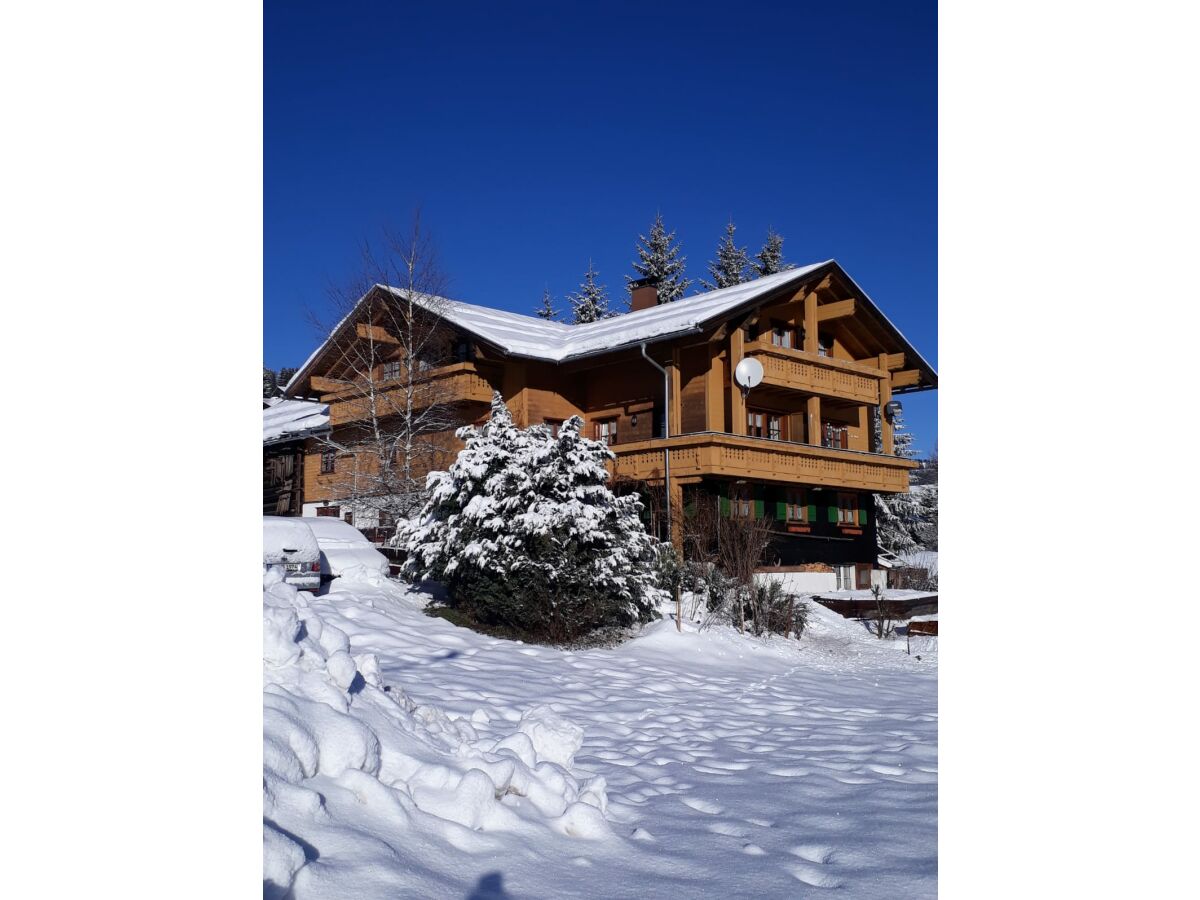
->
[[823, 422, 849, 449], [785, 488, 808, 523], [747, 410, 765, 438], [817, 333, 831, 357], [595, 419, 617, 446], [316, 505, 339, 517], [731, 484, 754, 518], [835, 564, 854, 590], [320, 450, 337, 474], [545, 418, 564, 437], [381, 360, 401, 381], [747, 410, 785, 441], [343, 511, 354, 525], [454, 340, 473, 362], [837, 492, 858, 526], [770, 324, 794, 349]]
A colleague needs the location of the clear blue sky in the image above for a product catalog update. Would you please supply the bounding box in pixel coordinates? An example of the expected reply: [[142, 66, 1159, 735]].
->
[[265, 0, 937, 455]]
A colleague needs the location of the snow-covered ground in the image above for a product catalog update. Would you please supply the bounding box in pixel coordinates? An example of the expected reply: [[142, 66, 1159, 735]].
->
[[264, 575, 937, 899]]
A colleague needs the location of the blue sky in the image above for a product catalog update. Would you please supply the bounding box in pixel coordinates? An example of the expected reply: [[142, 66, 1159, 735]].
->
[[265, 0, 937, 454]]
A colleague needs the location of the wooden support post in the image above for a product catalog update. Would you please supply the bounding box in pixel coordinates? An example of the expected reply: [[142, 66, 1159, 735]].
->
[[669, 477, 684, 551], [806, 395, 822, 447], [670, 347, 683, 437], [803, 290, 818, 353], [705, 341, 725, 432], [878, 353, 893, 455], [856, 404, 870, 452], [730, 327, 746, 435], [502, 362, 528, 427]]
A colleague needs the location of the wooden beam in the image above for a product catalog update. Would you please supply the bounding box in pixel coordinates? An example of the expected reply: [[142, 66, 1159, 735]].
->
[[880, 352, 906, 370], [803, 291, 818, 353], [670, 347, 683, 437], [878, 353, 893, 455], [705, 341, 725, 431], [891, 369, 921, 389], [816, 298, 855, 322], [730, 327, 746, 435], [311, 375, 351, 393], [356, 323, 400, 344], [806, 396, 822, 447]]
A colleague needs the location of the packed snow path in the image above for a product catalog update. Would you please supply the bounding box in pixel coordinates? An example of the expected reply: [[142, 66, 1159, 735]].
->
[[276, 581, 937, 898]]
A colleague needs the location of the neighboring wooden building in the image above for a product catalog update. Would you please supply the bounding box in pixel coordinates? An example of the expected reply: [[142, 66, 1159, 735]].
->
[[263, 397, 331, 516], [284, 260, 936, 574]]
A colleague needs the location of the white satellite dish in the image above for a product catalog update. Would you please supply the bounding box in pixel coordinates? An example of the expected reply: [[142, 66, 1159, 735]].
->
[[734, 357, 764, 391]]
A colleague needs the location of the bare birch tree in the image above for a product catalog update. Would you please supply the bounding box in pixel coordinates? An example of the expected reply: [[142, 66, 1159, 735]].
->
[[309, 212, 466, 526]]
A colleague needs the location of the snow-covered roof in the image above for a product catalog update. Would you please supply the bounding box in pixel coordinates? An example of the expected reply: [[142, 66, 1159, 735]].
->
[[263, 397, 331, 445], [286, 260, 937, 392]]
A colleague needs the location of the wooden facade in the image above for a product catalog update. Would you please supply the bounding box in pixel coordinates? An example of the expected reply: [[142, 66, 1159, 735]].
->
[[287, 261, 935, 568]]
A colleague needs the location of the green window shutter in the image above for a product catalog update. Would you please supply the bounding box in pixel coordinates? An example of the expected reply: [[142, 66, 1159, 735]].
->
[[719, 495, 730, 517], [776, 500, 787, 521], [807, 503, 818, 522], [754, 498, 765, 518], [827, 503, 839, 524], [858, 506, 868, 526]]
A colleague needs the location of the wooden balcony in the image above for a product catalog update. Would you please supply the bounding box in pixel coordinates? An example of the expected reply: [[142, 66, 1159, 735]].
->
[[324, 362, 498, 426], [610, 431, 918, 493], [745, 343, 884, 405]]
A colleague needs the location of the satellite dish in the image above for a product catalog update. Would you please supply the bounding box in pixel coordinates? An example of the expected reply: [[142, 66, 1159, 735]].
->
[[734, 357, 764, 391]]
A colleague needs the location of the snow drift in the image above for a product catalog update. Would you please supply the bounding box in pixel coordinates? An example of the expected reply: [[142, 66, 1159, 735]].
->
[[262, 570, 610, 898]]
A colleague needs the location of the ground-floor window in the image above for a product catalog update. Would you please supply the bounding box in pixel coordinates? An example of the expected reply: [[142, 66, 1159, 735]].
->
[[316, 505, 340, 517], [835, 564, 855, 590], [785, 488, 808, 522], [595, 418, 617, 446], [731, 484, 754, 518]]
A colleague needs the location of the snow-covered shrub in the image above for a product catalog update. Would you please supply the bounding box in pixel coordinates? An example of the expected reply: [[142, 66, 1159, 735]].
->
[[399, 393, 664, 642]]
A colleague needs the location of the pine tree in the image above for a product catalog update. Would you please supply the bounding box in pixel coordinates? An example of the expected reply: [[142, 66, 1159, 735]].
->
[[873, 406, 923, 555], [535, 288, 560, 321], [626, 212, 691, 305], [399, 393, 663, 641], [753, 228, 794, 277], [701, 221, 751, 291], [278, 366, 298, 390], [263, 367, 278, 398], [569, 262, 614, 324]]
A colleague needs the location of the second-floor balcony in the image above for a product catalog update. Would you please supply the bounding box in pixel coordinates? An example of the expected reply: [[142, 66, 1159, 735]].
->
[[610, 431, 917, 493], [744, 341, 885, 405], [317, 361, 500, 426]]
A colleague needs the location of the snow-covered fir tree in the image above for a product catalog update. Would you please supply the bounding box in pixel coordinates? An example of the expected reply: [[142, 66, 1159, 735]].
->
[[398, 393, 663, 641], [535, 288, 560, 321], [873, 406, 924, 555], [701, 221, 751, 291], [569, 262, 614, 324], [753, 228, 794, 277], [626, 213, 691, 305]]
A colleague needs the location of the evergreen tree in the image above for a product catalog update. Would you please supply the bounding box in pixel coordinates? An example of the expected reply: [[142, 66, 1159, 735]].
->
[[535, 288, 560, 321], [263, 367, 278, 398], [626, 212, 691, 305], [569, 262, 614, 324], [873, 406, 923, 555], [701, 221, 751, 291], [753, 228, 794, 277], [278, 367, 298, 390], [399, 393, 663, 641]]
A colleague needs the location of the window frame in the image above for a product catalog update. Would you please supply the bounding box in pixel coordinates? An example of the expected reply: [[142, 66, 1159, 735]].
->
[[730, 484, 755, 519], [594, 418, 618, 446], [381, 360, 401, 381], [836, 491, 858, 526], [785, 488, 808, 523], [320, 449, 337, 474], [770, 322, 794, 349]]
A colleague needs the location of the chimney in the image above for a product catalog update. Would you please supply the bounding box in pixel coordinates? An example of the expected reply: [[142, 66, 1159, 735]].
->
[[629, 276, 660, 312]]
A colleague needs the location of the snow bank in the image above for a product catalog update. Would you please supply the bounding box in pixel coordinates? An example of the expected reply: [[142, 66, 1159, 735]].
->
[[263, 517, 318, 564], [262, 575, 610, 897]]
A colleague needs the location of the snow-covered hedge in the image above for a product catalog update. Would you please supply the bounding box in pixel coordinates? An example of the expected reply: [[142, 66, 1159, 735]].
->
[[398, 393, 664, 641]]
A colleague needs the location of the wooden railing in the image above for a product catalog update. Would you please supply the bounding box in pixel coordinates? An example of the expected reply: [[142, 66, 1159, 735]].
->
[[746, 343, 883, 404], [611, 432, 916, 493], [324, 362, 499, 426]]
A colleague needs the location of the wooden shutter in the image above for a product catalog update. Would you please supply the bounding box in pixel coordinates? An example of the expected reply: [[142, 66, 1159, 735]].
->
[[827, 502, 839, 524], [776, 499, 787, 521], [719, 494, 730, 517], [807, 502, 818, 522], [858, 506, 868, 526]]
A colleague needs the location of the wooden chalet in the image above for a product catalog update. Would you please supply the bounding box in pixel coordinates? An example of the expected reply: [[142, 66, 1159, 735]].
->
[[284, 260, 937, 579]]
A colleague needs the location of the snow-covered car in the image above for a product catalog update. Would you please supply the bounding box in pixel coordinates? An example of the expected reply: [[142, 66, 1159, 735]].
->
[[263, 516, 321, 591], [304, 516, 390, 585]]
